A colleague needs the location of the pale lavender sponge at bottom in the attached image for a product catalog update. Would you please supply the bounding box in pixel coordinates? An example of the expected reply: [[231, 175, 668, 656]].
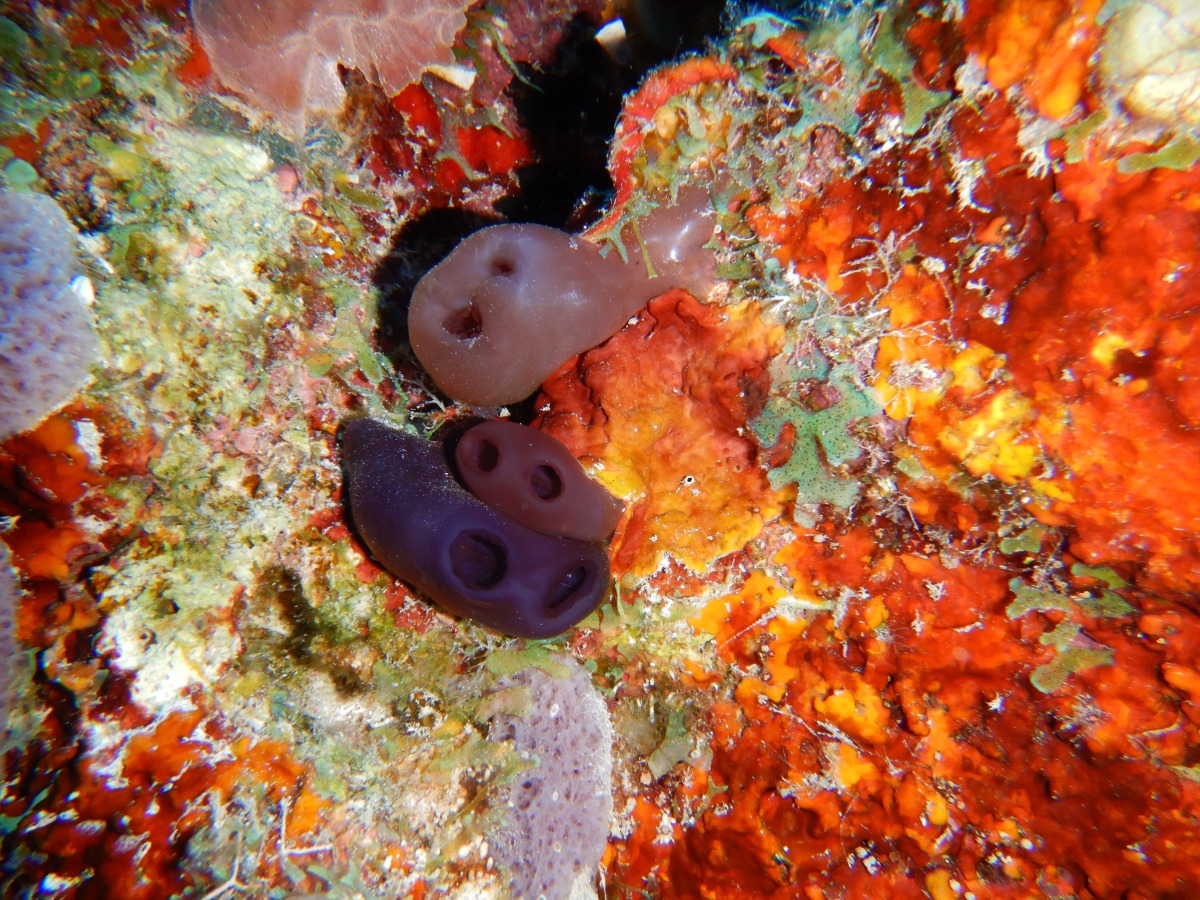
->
[[0, 190, 96, 440], [489, 658, 613, 900]]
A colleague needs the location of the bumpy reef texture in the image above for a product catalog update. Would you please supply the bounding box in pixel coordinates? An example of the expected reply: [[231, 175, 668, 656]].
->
[[3, 0, 1200, 898]]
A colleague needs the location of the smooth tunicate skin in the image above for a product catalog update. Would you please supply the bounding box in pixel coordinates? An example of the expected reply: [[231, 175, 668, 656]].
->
[[408, 186, 716, 407], [454, 419, 623, 542], [341, 418, 611, 638], [409, 224, 639, 407], [636, 184, 718, 293]]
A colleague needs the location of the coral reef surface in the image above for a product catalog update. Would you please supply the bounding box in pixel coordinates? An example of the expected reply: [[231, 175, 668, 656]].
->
[[3, 0, 1200, 898]]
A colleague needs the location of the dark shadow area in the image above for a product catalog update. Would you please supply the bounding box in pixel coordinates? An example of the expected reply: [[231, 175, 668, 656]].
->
[[497, 3, 729, 228], [373, 206, 500, 366], [494, 12, 637, 228], [236, 562, 369, 697], [622, 0, 726, 65]]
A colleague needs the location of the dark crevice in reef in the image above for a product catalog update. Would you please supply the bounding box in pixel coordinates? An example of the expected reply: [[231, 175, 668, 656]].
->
[[372, 207, 500, 389], [494, 12, 635, 229], [497, 2, 735, 229]]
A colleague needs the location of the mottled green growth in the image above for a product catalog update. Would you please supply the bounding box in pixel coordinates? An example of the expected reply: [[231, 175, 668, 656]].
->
[[475, 685, 534, 721], [0, 156, 37, 189], [333, 171, 389, 210], [1031, 644, 1115, 694], [1009, 576, 1129, 692], [1070, 563, 1128, 589], [894, 454, 929, 481], [0, 16, 32, 59], [751, 361, 879, 513], [89, 134, 153, 181], [1040, 620, 1081, 651], [331, 294, 386, 386], [484, 646, 573, 680], [1007, 576, 1133, 621], [734, 12, 868, 145], [1069, 562, 1135, 617], [868, 6, 950, 134], [999, 521, 1051, 555], [646, 707, 696, 779], [0, 12, 107, 140], [1076, 591, 1135, 618], [1006, 579, 1072, 617], [1118, 135, 1200, 173], [1062, 110, 1107, 164]]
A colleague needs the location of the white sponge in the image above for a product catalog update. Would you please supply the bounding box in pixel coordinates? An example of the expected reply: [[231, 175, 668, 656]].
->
[[489, 659, 614, 900], [0, 190, 96, 440]]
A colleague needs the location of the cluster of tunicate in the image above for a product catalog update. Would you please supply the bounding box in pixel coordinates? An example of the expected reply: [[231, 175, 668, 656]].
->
[[344, 180, 719, 637], [0, 190, 96, 441], [341, 418, 618, 638]]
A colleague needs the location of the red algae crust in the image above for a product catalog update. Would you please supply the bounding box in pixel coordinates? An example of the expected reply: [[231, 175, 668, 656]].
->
[[537, 292, 783, 577]]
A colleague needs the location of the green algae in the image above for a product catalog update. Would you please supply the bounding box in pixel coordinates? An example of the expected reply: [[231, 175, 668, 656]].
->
[[1006, 581, 1074, 618], [485, 645, 574, 680], [0, 11, 105, 139], [1030, 643, 1115, 694], [1030, 615, 1115, 694], [751, 360, 880, 516], [998, 520, 1052, 555], [1007, 575, 1134, 693], [1062, 110, 1108, 164], [1119, 135, 1200, 173], [868, 4, 951, 135]]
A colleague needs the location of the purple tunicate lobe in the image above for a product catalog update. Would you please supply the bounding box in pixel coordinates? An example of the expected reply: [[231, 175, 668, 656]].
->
[[341, 418, 611, 638]]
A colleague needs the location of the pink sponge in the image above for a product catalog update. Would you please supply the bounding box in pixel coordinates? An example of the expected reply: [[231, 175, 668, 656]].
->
[[192, 0, 470, 134], [0, 190, 96, 441]]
